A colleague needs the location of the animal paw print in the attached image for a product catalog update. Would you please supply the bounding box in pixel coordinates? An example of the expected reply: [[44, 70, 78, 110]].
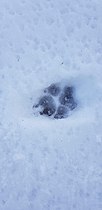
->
[[33, 82, 77, 119]]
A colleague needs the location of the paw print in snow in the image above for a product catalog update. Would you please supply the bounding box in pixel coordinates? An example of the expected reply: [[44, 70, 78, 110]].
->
[[33, 82, 77, 119]]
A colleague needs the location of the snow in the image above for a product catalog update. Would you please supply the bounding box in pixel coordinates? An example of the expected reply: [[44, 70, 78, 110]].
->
[[0, 0, 102, 209]]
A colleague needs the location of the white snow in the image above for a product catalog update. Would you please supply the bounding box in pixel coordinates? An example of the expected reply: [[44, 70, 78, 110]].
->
[[0, 0, 102, 209]]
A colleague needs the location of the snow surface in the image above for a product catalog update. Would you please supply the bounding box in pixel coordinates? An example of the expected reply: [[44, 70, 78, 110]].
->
[[0, 0, 102, 209]]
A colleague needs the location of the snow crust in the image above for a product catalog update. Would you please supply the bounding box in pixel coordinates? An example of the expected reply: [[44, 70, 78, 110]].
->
[[0, 0, 102, 209]]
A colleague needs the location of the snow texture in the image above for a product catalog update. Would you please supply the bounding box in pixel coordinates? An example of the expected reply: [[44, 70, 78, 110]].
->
[[0, 0, 102, 210]]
